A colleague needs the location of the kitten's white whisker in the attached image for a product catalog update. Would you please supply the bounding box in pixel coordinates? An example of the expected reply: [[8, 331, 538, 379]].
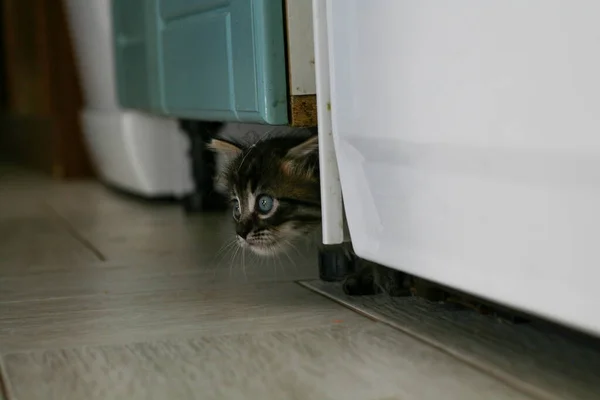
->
[[254, 127, 277, 145], [242, 248, 247, 280], [236, 143, 256, 173], [283, 238, 302, 256], [214, 239, 236, 260], [213, 239, 237, 272], [290, 242, 305, 260], [275, 253, 286, 277], [236, 127, 280, 173], [283, 249, 298, 271], [278, 239, 299, 271], [229, 245, 241, 278], [210, 241, 230, 276], [254, 251, 261, 268], [258, 252, 266, 272]]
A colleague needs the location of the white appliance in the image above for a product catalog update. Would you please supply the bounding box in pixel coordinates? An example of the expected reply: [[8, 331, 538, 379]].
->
[[64, 0, 192, 197], [316, 0, 600, 337]]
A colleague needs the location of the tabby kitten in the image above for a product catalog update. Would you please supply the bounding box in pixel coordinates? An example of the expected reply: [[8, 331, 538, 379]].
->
[[208, 134, 321, 256], [209, 133, 408, 296]]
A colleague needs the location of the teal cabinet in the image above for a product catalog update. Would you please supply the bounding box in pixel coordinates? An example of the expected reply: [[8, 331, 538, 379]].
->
[[112, 0, 289, 125], [112, 0, 154, 110]]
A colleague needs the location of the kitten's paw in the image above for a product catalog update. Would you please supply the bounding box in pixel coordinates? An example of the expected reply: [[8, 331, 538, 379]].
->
[[342, 274, 377, 296], [342, 276, 360, 295]]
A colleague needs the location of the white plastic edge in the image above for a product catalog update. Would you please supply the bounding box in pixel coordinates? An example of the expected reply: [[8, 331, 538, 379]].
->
[[312, 0, 344, 244]]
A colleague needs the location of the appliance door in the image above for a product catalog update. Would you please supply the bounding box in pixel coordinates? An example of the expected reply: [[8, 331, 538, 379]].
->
[[325, 0, 600, 336]]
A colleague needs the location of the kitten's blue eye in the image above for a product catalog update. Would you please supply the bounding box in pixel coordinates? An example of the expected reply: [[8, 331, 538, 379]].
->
[[231, 199, 241, 220], [257, 195, 274, 214]]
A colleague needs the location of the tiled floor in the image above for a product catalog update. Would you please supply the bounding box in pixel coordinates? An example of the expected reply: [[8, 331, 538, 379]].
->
[[303, 281, 600, 400], [0, 165, 539, 399]]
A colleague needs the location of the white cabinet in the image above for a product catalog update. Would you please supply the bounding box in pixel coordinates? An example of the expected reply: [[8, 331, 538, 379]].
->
[[318, 0, 600, 336]]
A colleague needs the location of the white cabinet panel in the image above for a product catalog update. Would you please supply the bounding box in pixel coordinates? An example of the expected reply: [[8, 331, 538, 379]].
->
[[324, 0, 600, 336]]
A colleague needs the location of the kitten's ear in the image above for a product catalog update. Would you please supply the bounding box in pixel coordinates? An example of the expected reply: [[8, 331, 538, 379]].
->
[[286, 136, 319, 159], [207, 139, 242, 158]]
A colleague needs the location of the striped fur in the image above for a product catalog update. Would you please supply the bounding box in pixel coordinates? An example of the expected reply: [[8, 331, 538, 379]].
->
[[209, 134, 321, 256]]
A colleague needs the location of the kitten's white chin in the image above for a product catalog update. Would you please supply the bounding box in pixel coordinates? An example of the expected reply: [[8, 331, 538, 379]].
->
[[237, 234, 288, 257], [248, 246, 277, 256], [241, 241, 287, 257]]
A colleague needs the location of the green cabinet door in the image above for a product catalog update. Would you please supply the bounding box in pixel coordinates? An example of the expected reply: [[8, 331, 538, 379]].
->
[[112, 0, 156, 110], [112, 0, 289, 125]]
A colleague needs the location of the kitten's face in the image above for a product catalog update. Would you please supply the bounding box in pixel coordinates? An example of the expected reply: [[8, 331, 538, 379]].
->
[[209, 136, 321, 256]]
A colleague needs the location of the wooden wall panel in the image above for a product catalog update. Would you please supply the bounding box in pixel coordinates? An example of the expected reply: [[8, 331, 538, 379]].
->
[[0, 0, 94, 179]]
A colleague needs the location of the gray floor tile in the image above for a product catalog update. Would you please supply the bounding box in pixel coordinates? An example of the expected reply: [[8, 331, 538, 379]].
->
[[2, 324, 531, 400], [0, 170, 539, 399], [0, 279, 364, 353], [0, 216, 100, 268], [302, 280, 600, 400]]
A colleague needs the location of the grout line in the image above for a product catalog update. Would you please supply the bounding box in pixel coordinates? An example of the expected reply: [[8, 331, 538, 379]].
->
[[296, 280, 557, 400], [41, 203, 107, 262], [295, 280, 380, 323]]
